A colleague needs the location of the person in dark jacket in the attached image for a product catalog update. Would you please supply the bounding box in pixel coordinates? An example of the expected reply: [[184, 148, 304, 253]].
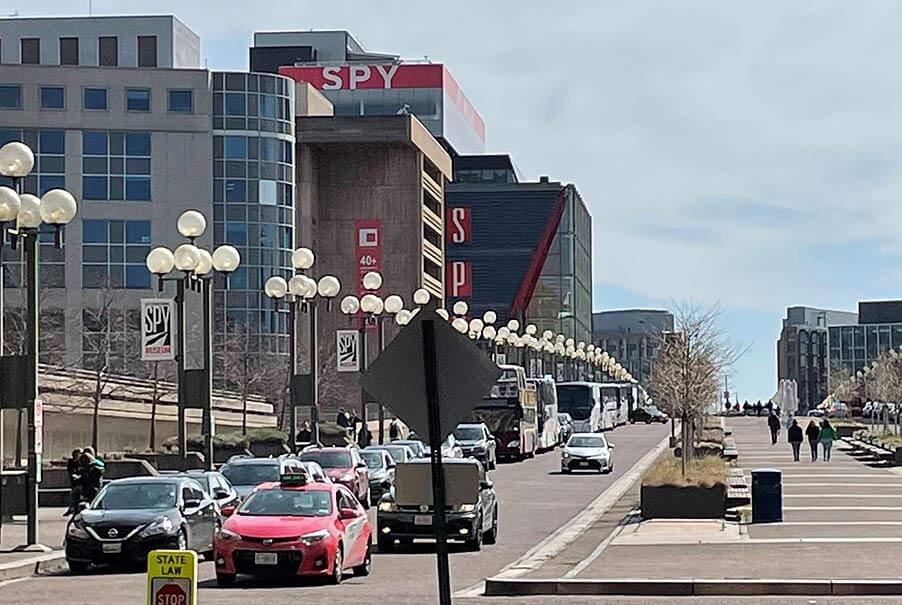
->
[[336, 408, 349, 428], [805, 420, 821, 461], [79, 452, 105, 503], [767, 411, 781, 445], [389, 419, 400, 441], [64, 448, 83, 516], [787, 419, 804, 462]]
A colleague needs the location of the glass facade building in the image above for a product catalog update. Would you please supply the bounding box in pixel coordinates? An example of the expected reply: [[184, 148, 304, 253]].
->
[[212, 71, 296, 356]]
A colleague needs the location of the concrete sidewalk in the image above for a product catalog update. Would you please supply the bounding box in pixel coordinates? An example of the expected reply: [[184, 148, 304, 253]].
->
[[0, 507, 68, 582], [484, 417, 902, 597]]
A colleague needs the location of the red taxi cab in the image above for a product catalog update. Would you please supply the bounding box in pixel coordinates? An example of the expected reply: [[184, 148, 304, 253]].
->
[[213, 469, 371, 585]]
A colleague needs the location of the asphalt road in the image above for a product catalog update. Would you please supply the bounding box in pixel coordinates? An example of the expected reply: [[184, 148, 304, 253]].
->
[[0, 422, 668, 605]]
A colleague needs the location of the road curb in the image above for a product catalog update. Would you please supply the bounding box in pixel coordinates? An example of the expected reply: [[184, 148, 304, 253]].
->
[[0, 551, 65, 582], [483, 577, 902, 597]]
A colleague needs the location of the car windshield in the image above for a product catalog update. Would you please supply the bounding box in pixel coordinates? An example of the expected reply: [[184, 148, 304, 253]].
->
[[360, 451, 384, 469], [300, 451, 351, 469], [383, 446, 408, 461], [94, 482, 177, 510], [238, 489, 332, 517], [557, 386, 593, 420], [181, 475, 210, 491], [568, 436, 606, 448], [454, 426, 484, 441], [221, 463, 279, 486]]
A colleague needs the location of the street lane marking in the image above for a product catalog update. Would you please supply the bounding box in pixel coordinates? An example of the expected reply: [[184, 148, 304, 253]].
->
[[455, 430, 672, 598], [784, 506, 902, 510]]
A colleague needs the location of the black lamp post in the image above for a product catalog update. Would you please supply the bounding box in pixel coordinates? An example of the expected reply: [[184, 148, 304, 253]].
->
[[145, 211, 241, 471]]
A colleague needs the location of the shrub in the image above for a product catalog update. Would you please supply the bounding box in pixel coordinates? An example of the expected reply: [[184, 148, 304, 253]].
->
[[642, 453, 728, 488]]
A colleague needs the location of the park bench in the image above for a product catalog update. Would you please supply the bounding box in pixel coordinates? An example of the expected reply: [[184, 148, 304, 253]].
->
[[722, 434, 739, 461], [843, 437, 897, 464], [725, 468, 750, 515]]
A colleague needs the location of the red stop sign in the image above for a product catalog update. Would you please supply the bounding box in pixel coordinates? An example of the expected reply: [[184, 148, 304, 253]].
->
[[155, 583, 186, 605]]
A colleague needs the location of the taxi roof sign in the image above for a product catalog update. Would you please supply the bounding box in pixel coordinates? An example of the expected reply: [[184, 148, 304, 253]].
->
[[147, 549, 197, 605], [280, 468, 308, 486]]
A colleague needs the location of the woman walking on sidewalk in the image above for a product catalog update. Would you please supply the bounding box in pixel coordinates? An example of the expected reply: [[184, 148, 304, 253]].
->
[[788, 419, 803, 462], [805, 419, 820, 461], [818, 418, 838, 462]]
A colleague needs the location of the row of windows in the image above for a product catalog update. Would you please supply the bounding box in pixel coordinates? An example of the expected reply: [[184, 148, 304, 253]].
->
[[7, 34, 157, 67], [82, 131, 151, 202], [0, 83, 192, 113], [82, 220, 151, 289], [0, 128, 65, 195], [213, 178, 292, 207], [214, 136, 293, 163]]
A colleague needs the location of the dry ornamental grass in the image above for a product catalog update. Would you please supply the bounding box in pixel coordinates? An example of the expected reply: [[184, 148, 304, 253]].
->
[[642, 453, 728, 488]]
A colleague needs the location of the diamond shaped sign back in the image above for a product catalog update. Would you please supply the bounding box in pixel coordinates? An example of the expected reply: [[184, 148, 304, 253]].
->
[[360, 307, 501, 442]]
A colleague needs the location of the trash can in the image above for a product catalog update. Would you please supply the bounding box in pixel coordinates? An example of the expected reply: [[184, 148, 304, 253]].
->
[[751, 468, 782, 523]]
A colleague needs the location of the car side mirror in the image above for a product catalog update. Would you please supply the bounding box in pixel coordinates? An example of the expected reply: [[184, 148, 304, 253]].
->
[[387, 462, 396, 469], [608, 443, 615, 449], [213, 488, 229, 500], [339, 507, 359, 520], [221, 504, 237, 517], [480, 480, 493, 490], [357, 461, 367, 468], [183, 498, 202, 510], [77, 501, 90, 512]]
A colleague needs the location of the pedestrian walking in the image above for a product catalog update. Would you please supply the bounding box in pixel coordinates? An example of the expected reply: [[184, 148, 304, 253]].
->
[[755, 401, 763, 417], [767, 411, 781, 445], [819, 418, 838, 462], [64, 448, 83, 516], [389, 418, 400, 441], [787, 419, 803, 462], [805, 419, 820, 461]]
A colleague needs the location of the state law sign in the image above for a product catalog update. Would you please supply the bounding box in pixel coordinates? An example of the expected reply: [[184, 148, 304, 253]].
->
[[141, 299, 175, 362]]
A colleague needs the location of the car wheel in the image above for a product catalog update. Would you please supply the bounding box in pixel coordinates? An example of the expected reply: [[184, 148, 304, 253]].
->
[[377, 536, 394, 552], [329, 547, 343, 585], [562, 467, 571, 474], [216, 572, 236, 587], [483, 507, 498, 545], [465, 518, 483, 551], [67, 560, 90, 575], [352, 543, 372, 577]]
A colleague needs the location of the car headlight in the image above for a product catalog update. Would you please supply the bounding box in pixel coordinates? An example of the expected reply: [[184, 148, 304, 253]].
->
[[300, 529, 330, 545], [140, 516, 174, 538], [216, 527, 240, 541], [506, 440, 520, 448], [458, 504, 476, 513], [67, 520, 89, 540], [378, 501, 398, 512]]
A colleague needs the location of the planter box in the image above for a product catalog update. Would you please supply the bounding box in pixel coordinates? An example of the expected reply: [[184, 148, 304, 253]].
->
[[641, 484, 726, 519], [836, 425, 863, 438], [896, 447, 902, 465], [248, 441, 290, 457]]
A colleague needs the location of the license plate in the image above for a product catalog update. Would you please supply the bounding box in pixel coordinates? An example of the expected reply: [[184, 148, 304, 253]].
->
[[414, 514, 432, 526], [579, 461, 590, 467], [102, 543, 122, 554], [254, 552, 278, 565]]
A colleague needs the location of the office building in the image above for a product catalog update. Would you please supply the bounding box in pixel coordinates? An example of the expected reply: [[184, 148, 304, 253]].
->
[[777, 306, 857, 412], [827, 301, 902, 375], [251, 30, 486, 156], [445, 161, 593, 342], [592, 309, 674, 385]]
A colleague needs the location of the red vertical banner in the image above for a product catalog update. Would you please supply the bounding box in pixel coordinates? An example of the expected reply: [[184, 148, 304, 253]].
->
[[445, 207, 471, 243], [445, 260, 472, 297], [356, 220, 382, 330]]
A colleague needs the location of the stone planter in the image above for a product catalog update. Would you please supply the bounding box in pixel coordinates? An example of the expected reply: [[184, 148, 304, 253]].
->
[[836, 425, 863, 438], [640, 484, 727, 519], [896, 447, 902, 465]]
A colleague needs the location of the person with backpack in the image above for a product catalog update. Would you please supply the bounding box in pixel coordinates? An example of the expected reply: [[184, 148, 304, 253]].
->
[[787, 419, 804, 462], [805, 419, 821, 461], [819, 418, 838, 462]]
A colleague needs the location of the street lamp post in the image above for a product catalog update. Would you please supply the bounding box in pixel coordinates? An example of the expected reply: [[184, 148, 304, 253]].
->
[[340, 271, 384, 433], [0, 141, 78, 548], [264, 249, 341, 448], [146, 211, 240, 470]]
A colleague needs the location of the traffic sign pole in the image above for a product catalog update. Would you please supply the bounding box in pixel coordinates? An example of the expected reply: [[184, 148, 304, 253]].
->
[[423, 318, 452, 605]]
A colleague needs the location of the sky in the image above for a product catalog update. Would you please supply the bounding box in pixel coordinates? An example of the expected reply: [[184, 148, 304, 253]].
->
[[20, 0, 902, 401]]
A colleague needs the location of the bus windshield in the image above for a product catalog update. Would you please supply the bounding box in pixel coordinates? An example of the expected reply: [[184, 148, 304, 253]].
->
[[556, 386, 594, 420]]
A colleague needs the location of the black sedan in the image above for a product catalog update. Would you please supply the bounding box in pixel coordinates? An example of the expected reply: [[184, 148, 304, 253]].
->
[[170, 470, 239, 517], [65, 476, 219, 573], [630, 405, 669, 424]]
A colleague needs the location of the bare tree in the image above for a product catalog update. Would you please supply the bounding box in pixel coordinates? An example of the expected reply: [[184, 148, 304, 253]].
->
[[649, 302, 745, 476]]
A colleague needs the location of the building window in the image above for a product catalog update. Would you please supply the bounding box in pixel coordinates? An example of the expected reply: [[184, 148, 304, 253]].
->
[[98, 36, 117, 66], [168, 89, 193, 113], [0, 129, 66, 195], [40, 86, 65, 110], [126, 88, 150, 112], [82, 219, 151, 288], [0, 85, 21, 109], [137, 35, 157, 67], [20, 38, 39, 64], [83, 87, 108, 110], [82, 131, 151, 201], [59, 37, 79, 66]]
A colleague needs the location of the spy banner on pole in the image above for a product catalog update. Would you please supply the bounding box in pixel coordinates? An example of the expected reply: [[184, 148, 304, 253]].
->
[[141, 299, 175, 361]]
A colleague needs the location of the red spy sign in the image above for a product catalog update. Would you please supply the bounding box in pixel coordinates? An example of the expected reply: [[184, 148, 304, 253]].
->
[[446, 207, 471, 243], [446, 261, 472, 297]]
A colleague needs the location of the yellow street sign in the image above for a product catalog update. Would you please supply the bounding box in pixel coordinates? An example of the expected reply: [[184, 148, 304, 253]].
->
[[147, 549, 197, 605]]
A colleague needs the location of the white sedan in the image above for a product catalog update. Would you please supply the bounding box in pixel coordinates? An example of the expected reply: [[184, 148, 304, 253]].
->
[[561, 433, 614, 474]]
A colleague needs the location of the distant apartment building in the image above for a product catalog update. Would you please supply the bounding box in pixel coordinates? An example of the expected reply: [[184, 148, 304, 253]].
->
[[777, 305, 857, 412], [592, 309, 674, 385]]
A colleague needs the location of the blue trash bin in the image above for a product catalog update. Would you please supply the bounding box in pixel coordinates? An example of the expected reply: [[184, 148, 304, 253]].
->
[[751, 468, 782, 523]]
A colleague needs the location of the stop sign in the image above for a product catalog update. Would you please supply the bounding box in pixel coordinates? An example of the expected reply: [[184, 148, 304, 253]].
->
[[154, 582, 187, 605]]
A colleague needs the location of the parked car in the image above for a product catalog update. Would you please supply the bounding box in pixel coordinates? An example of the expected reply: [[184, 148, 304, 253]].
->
[[169, 470, 239, 517], [421, 433, 464, 459], [299, 447, 370, 507], [557, 413, 574, 444], [630, 405, 669, 424], [214, 470, 371, 585], [65, 476, 218, 573], [377, 458, 497, 551], [391, 439, 427, 458], [453, 423, 497, 470], [561, 433, 615, 474], [220, 457, 305, 500], [367, 443, 416, 463], [359, 449, 396, 505]]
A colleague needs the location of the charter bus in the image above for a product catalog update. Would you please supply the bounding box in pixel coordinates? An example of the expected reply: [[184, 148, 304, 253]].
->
[[528, 375, 560, 451], [555, 382, 604, 432], [600, 383, 632, 427], [465, 365, 538, 461]]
